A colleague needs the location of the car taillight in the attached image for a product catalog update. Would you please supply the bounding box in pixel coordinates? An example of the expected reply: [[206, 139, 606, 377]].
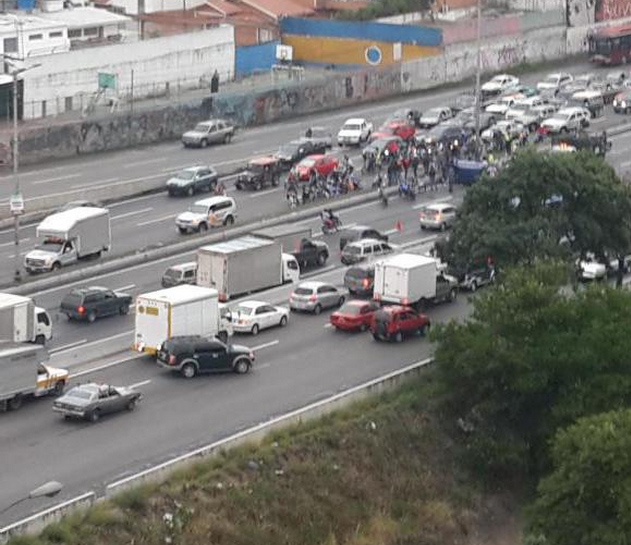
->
[[168, 355, 177, 365], [362, 278, 370, 288], [77, 306, 86, 315], [402, 298, 410, 306], [310, 294, 317, 302]]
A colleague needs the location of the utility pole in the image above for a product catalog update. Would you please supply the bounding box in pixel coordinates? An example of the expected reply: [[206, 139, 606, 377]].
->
[[12, 68, 20, 282], [473, 0, 482, 159]]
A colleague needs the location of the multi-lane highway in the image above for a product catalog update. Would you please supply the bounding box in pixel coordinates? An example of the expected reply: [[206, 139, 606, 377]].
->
[[0, 59, 629, 286], [2, 57, 631, 531]]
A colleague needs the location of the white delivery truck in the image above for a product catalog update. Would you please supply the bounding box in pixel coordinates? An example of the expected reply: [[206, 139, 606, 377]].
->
[[252, 224, 313, 253], [134, 285, 233, 356], [0, 293, 52, 345], [24, 207, 111, 273], [373, 253, 458, 309], [196, 236, 300, 301], [0, 342, 69, 412]]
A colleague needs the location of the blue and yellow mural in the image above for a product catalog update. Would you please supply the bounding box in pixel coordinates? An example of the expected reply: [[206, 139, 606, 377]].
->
[[280, 17, 443, 67]]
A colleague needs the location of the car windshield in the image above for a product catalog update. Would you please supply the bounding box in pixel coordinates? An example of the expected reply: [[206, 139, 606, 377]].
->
[[176, 170, 195, 181], [422, 208, 440, 217], [511, 103, 530, 112], [278, 144, 298, 155], [294, 287, 314, 296], [36, 241, 64, 252], [300, 158, 316, 168], [163, 268, 181, 279], [491, 76, 505, 83], [424, 108, 443, 117], [62, 293, 82, 306], [344, 246, 361, 255], [194, 123, 210, 132], [552, 112, 570, 121], [346, 268, 369, 280], [310, 129, 325, 137], [234, 305, 254, 316], [343, 124, 361, 131], [189, 204, 208, 214], [67, 388, 94, 400], [338, 303, 363, 315], [545, 75, 560, 84]]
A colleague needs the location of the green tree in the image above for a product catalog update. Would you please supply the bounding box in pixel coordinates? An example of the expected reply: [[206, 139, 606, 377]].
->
[[433, 260, 631, 478], [446, 150, 631, 280], [527, 409, 631, 545], [337, 0, 435, 21]]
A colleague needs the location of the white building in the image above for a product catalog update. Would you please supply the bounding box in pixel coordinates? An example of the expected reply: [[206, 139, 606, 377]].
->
[[109, 0, 207, 16], [0, 14, 69, 58]]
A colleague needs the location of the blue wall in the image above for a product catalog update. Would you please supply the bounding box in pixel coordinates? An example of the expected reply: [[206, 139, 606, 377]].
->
[[280, 18, 442, 47], [236, 41, 280, 78]]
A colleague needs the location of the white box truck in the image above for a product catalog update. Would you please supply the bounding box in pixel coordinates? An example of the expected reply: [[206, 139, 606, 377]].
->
[[197, 236, 300, 301], [0, 293, 52, 345], [24, 207, 111, 273], [0, 342, 69, 412], [252, 224, 313, 253], [134, 285, 233, 356], [373, 253, 458, 308]]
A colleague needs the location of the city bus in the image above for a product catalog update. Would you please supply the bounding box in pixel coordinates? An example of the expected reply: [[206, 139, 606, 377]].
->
[[589, 24, 631, 66]]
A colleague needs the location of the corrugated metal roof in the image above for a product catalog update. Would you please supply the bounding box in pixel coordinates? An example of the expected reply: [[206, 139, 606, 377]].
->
[[199, 235, 276, 254]]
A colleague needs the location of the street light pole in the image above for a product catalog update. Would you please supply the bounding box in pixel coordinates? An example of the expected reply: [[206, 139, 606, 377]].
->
[[473, 0, 482, 159], [12, 67, 21, 283], [0, 481, 63, 518]]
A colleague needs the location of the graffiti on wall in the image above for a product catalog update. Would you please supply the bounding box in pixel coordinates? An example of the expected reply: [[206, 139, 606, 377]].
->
[[568, 0, 631, 26]]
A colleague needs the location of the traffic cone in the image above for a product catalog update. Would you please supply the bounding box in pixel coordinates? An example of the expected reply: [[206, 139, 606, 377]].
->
[[395, 220, 403, 233]]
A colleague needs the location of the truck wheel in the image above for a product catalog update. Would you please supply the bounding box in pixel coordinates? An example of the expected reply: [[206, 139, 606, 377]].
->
[[317, 253, 327, 266], [234, 358, 251, 374], [119, 305, 130, 315], [52, 262, 61, 271], [34, 334, 45, 345], [88, 409, 100, 423], [7, 394, 22, 411], [251, 324, 259, 335], [181, 363, 197, 379], [394, 331, 403, 343], [313, 304, 322, 315], [52, 381, 65, 396], [87, 311, 97, 323]]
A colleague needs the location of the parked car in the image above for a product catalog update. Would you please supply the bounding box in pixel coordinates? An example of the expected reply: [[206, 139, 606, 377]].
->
[[289, 281, 345, 314], [337, 118, 373, 146], [290, 154, 339, 182], [419, 203, 457, 231], [485, 95, 520, 116], [481, 74, 520, 96], [370, 306, 431, 343], [537, 72, 573, 92], [157, 335, 254, 378], [182, 119, 234, 148], [341, 238, 396, 265], [505, 96, 547, 120], [567, 90, 605, 118], [161, 261, 197, 288], [418, 107, 452, 129], [235, 157, 280, 190], [339, 225, 389, 251], [612, 88, 631, 114], [53, 383, 142, 422], [330, 300, 380, 332], [512, 103, 557, 132], [452, 109, 497, 134], [60, 286, 132, 323], [166, 166, 219, 197], [302, 126, 333, 149], [481, 119, 527, 142], [539, 107, 590, 135], [274, 140, 325, 170], [175, 196, 236, 233], [344, 263, 377, 296], [231, 301, 289, 335]]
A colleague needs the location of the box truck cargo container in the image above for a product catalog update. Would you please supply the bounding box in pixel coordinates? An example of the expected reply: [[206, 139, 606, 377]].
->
[[0, 293, 52, 345], [252, 225, 313, 253], [25, 207, 111, 273], [134, 285, 232, 355], [373, 253, 458, 308], [0, 342, 68, 412], [197, 236, 300, 301]]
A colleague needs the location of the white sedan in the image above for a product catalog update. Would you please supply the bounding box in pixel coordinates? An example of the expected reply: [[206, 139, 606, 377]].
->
[[481, 74, 520, 94], [337, 118, 373, 146], [231, 301, 289, 335]]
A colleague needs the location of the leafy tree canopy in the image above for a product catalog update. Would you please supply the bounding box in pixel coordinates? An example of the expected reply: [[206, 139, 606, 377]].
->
[[527, 408, 631, 545], [337, 0, 434, 21], [433, 260, 631, 477], [445, 150, 631, 272]]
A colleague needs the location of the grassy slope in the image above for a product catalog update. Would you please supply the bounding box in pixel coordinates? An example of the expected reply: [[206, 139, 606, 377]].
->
[[9, 376, 520, 545]]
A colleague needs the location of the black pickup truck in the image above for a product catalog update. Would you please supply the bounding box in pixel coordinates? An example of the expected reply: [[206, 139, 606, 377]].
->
[[290, 238, 329, 268]]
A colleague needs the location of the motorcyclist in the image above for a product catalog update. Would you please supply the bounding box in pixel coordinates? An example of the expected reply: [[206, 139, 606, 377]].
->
[[321, 208, 339, 225]]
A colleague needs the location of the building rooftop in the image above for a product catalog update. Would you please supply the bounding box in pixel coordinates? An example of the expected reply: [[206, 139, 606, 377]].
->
[[240, 0, 315, 20], [0, 13, 64, 34], [35, 6, 132, 28]]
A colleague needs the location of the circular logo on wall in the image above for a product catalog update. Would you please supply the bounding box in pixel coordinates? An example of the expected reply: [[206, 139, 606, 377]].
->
[[365, 45, 383, 66]]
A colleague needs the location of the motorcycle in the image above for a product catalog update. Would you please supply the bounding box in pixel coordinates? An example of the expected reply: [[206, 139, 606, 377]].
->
[[321, 215, 342, 235], [398, 180, 417, 201]]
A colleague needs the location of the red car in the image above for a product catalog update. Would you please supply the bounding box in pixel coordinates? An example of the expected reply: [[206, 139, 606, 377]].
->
[[330, 300, 380, 332], [370, 306, 431, 342], [372, 121, 416, 142], [291, 154, 340, 182]]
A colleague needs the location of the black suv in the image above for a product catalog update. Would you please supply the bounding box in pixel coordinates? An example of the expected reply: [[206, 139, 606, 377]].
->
[[344, 264, 375, 296], [157, 336, 254, 378], [274, 139, 325, 170], [60, 286, 132, 323], [235, 157, 280, 191], [339, 225, 389, 251], [448, 264, 496, 292]]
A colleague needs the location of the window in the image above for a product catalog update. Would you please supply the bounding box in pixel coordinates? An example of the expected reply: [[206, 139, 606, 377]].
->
[[37, 312, 50, 326], [68, 29, 81, 38], [29, 34, 43, 41], [3, 37, 17, 53], [83, 27, 99, 37], [49, 31, 63, 38], [64, 96, 72, 111]]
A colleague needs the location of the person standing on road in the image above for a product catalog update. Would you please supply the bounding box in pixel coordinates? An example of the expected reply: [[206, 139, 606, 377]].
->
[[211, 70, 220, 94]]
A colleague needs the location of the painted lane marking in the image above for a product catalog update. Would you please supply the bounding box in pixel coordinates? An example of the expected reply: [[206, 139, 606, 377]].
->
[[32, 174, 82, 186], [115, 284, 136, 292], [137, 214, 177, 227], [128, 379, 152, 389], [70, 353, 144, 379], [49, 339, 88, 355], [249, 340, 280, 351], [111, 207, 153, 221], [71, 176, 121, 189], [124, 158, 169, 168]]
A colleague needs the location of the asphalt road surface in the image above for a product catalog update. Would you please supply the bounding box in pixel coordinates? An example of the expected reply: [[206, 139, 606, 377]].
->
[[0, 59, 628, 285]]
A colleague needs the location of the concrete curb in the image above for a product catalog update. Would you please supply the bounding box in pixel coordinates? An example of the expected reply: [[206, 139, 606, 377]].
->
[[0, 356, 433, 543], [7, 188, 386, 296]]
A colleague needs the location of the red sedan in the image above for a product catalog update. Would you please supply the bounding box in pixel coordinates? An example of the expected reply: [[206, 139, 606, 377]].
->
[[291, 154, 340, 182], [330, 300, 380, 332], [373, 121, 416, 142]]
